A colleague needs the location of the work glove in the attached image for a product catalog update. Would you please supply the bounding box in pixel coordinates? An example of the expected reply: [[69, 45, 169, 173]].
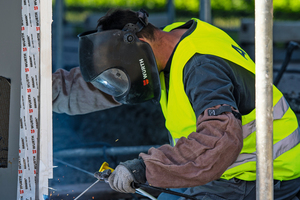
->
[[108, 165, 136, 193], [108, 158, 146, 193]]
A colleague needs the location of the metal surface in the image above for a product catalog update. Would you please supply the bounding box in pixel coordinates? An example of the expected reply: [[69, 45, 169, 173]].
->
[[200, 0, 211, 24], [54, 145, 159, 158], [94, 170, 112, 182], [136, 189, 157, 200], [0, 1, 22, 199], [75, 169, 113, 200], [255, 0, 274, 199], [53, 0, 64, 71], [167, 0, 175, 24], [74, 179, 100, 200]]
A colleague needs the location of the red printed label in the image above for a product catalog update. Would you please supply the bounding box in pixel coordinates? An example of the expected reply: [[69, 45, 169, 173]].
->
[[143, 79, 149, 86]]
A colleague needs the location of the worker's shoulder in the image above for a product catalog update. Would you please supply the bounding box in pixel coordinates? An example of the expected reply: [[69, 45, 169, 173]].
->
[[184, 53, 232, 74], [184, 53, 255, 94]]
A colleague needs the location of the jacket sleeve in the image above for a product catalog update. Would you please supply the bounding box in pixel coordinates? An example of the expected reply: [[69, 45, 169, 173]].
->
[[139, 54, 245, 188], [52, 67, 121, 115], [139, 105, 243, 188]]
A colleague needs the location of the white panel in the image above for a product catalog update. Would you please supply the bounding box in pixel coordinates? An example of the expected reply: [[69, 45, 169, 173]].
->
[[39, 0, 53, 198], [19, 0, 41, 198], [18, 0, 53, 199]]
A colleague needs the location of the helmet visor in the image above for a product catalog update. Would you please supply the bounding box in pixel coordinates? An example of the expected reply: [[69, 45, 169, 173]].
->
[[91, 68, 130, 97]]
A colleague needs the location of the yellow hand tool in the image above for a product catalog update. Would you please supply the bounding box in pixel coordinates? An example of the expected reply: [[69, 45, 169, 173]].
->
[[94, 162, 114, 182], [74, 162, 114, 200], [73, 161, 195, 200]]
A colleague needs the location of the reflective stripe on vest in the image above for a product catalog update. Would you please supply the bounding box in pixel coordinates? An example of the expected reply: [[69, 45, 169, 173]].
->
[[242, 95, 290, 139], [228, 127, 300, 170], [160, 19, 300, 181]]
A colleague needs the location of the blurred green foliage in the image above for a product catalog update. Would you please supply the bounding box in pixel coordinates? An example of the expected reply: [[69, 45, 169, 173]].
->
[[61, 0, 300, 20]]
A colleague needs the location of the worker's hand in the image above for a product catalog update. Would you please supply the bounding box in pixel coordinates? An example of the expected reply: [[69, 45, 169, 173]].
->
[[108, 158, 147, 193], [108, 165, 136, 193]]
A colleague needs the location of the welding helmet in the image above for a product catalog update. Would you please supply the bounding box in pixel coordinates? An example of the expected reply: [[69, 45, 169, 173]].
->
[[78, 10, 161, 104]]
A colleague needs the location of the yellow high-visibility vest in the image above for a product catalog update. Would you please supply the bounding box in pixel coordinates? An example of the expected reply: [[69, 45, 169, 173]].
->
[[160, 18, 300, 181]]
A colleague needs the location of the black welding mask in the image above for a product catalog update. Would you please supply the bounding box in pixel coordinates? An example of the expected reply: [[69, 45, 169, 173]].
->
[[78, 10, 161, 104]]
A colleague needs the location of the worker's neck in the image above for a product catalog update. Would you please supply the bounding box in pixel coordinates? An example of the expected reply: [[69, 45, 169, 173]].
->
[[142, 29, 187, 72]]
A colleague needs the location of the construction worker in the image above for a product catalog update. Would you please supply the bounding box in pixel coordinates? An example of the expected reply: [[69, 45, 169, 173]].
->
[[56, 8, 300, 199]]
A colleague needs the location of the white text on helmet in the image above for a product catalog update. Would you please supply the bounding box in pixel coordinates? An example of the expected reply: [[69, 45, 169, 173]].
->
[[139, 59, 147, 80]]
